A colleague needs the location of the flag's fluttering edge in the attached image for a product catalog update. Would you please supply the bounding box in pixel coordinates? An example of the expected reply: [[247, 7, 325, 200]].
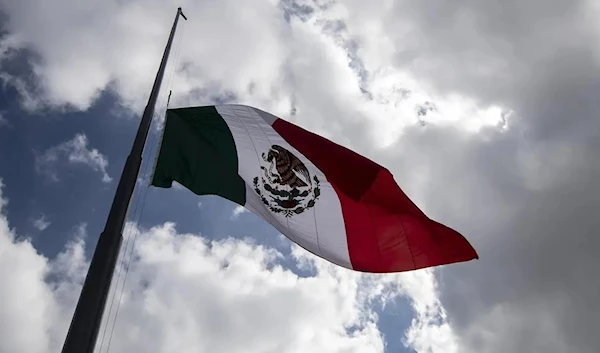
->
[[151, 105, 478, 273]]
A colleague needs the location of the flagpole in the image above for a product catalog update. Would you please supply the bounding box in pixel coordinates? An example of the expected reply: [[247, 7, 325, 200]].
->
[[61, 7, 187, 353]]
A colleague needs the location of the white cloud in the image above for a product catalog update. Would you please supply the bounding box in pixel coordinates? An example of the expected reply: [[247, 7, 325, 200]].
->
[[0, 0, 504, 144], [230, 205, 247, 220], [35, 133, 111, 183], [0, 179, 85, 353], [0, 178, 455, 353], [171, 181, 185, 191], [32, 214, 50, 231]]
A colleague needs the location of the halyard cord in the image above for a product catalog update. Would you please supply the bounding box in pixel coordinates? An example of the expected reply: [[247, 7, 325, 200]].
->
[[97, 18, 186, 353]]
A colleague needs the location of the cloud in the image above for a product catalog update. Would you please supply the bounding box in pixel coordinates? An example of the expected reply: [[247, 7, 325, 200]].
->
[[171, 181, 185, 191], [35, 133, 111, 183], [0, 179, 86, 353], [230, 205, 247, 220], [32, 213, 50, 231], [0, 177, 457, 353], [338, 1, 600, 352], [0, 112, 7, 127], [0, 0, 504, 142]]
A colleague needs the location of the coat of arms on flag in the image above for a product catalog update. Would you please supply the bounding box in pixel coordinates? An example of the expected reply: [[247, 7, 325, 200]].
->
[[254, 144, 321, 217]]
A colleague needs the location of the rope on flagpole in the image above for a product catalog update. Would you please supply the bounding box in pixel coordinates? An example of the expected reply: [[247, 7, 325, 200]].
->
[[97, 14, 187, 353]]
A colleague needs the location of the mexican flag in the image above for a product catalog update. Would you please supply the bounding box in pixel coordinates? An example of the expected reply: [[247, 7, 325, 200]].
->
[[151, 105, 478, 273]]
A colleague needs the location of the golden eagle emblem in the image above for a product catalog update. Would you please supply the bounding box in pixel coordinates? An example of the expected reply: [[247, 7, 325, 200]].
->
[[254, 145, 321, 217]]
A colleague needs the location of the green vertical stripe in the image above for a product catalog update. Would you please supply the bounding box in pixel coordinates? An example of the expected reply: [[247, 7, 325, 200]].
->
[[151, 106, 246, 205]]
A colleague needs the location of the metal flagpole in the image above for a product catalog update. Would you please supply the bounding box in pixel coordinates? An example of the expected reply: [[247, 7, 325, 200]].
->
[[61, 7, 187, 353]]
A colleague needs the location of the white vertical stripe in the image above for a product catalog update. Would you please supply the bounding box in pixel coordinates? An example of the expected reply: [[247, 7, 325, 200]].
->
[[216, 105, 351, 269]]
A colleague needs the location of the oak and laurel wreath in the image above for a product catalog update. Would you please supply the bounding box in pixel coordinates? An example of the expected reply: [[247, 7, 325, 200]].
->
[[253, 175, 321, 217]]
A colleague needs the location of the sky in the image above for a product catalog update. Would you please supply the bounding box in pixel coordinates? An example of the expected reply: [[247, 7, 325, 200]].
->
[[1, 0, 599, 352]]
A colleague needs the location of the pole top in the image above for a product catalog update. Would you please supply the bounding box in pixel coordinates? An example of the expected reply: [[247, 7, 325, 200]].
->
[[178, 7, 188, 20]]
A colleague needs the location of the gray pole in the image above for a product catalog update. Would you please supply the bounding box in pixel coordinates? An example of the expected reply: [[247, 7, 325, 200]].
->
[[61, 7, 187, 353]]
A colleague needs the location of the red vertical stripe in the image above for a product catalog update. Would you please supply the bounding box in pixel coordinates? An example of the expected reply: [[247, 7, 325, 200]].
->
[[272, 118, 478, 273]]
